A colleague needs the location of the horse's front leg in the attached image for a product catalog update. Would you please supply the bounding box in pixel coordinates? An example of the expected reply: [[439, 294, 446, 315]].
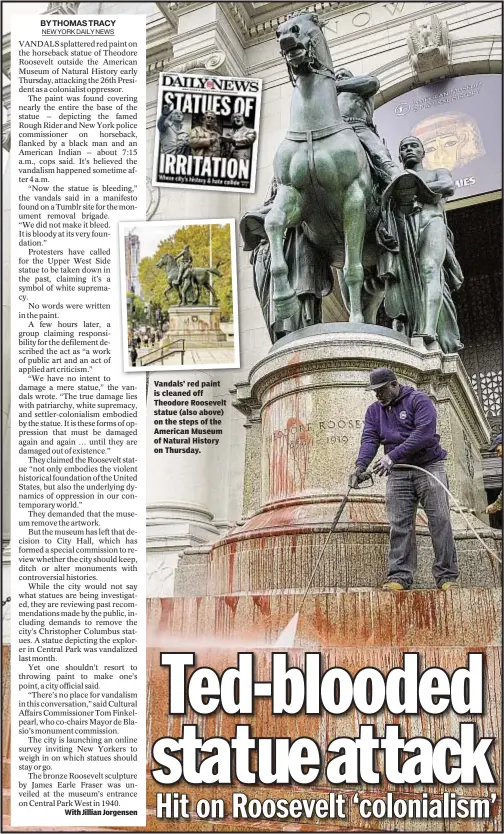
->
[[264, 185, 302, 321], [342, 181, 366, 324]]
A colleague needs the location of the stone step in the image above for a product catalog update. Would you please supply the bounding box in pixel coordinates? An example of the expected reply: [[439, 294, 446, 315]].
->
[[147, 588, 501, 648]]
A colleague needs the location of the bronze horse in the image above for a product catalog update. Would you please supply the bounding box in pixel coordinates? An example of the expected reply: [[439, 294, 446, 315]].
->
[[265, 12, 382, 326], [156, 253, 221, 306]]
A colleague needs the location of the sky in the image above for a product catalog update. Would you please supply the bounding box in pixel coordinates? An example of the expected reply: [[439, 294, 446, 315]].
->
[[120, 221, 229, 260]]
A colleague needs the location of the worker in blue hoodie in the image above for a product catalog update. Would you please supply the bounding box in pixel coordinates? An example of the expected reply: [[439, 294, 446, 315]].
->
[[349, 367, 459, 591]]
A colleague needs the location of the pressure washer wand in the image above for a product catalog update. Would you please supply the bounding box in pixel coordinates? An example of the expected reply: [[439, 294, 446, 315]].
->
[[298, 471, 373, 613], [274, 473, 373, 647]]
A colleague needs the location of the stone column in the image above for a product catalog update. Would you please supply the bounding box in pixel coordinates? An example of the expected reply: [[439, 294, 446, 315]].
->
[[146, 370, 220, 597]]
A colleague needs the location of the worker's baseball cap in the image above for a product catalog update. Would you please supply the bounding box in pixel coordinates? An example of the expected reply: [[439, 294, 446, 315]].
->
[[365, 368, 397, 391], [489, 433, 502, 451]]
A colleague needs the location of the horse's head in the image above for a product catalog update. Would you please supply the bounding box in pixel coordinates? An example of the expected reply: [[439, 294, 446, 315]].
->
[[156, 253, 175, 269], [276, 13, 332, 77]]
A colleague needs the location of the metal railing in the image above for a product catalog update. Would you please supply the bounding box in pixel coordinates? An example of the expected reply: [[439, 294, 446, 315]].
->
[[139, 339, 185, 367]]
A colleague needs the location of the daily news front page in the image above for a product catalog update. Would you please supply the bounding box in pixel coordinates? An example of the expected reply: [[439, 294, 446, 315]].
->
[[2, 2, 502, 833]]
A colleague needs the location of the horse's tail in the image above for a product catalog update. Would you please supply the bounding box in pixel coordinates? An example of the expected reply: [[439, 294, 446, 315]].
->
[[209, 266, 223, 277]]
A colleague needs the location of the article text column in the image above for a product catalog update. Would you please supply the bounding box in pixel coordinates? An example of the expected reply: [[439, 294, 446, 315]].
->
[[10, 14, 147, 827]]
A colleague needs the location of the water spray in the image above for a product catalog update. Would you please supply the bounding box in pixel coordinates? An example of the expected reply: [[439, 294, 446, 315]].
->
[[274, 472, 374, 647], [274, 464, 501, 648]]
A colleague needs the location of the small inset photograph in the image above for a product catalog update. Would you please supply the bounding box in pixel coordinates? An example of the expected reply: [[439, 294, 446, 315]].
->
[[119, 219, 239, 371]]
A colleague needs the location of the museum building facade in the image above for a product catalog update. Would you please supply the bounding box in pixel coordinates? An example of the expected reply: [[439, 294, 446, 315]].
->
[[140, 0, 503, 597]]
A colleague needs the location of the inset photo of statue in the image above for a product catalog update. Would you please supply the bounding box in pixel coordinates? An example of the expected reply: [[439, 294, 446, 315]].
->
[[119, 220, 239, 371]]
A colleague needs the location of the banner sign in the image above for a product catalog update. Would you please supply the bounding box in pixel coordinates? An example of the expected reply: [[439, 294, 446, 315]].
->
[[375, 74, 502, 202]]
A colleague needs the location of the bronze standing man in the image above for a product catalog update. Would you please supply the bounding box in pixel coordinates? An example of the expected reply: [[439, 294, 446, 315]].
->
[[188, 111, 222, 158], [377, 135, 464, 352], [157, 109, 189, 155], [227, 113, 257, 161]]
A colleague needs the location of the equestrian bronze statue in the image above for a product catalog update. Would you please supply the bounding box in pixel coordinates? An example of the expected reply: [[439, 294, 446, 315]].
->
[[156, 252, 221, 307], [240, 12, 464, 353], [241, 12, 387, 340]]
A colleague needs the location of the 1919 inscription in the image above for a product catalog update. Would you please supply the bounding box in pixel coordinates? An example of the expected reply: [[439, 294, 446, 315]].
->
[[273, 418, 362, 445]]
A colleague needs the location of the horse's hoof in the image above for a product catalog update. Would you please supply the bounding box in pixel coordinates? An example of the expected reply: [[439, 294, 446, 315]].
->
[[413, 331, 437, 345], [349, 313, 364, 325], [274, 294, 300, 320]]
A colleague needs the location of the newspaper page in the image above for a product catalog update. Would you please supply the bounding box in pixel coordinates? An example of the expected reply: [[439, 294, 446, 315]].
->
[[2, 2, 502, 833], [7, 8, 147, 829], [152, 72, 262, 192]]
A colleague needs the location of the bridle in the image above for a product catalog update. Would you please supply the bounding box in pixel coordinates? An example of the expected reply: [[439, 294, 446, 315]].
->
[[282, 29, 336, 86]]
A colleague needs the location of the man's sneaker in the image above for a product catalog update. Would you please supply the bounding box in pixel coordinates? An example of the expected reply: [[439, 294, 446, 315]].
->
[[439, 581, 459, 591], [382, 581, 407, 591]]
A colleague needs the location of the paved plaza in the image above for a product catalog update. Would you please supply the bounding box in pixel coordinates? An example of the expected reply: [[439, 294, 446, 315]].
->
[[137, 341, 236, 367]]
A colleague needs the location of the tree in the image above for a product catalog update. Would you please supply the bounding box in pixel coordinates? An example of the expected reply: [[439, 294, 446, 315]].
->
[[126, 292, 148, 330], [137, 224, 234, 320]]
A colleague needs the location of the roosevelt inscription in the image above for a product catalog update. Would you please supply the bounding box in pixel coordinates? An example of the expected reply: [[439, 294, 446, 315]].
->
[[273, 417, 362, 447]]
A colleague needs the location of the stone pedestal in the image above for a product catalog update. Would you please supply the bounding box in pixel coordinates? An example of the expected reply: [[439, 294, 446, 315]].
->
[[152, 323, 502, 832], [166, 305, 227, 347], [203, 324, 500, 595], [146, 371, 221, 597]]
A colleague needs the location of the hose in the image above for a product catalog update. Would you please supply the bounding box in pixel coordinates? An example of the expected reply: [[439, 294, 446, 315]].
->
[[391, 463, 502, 565]]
